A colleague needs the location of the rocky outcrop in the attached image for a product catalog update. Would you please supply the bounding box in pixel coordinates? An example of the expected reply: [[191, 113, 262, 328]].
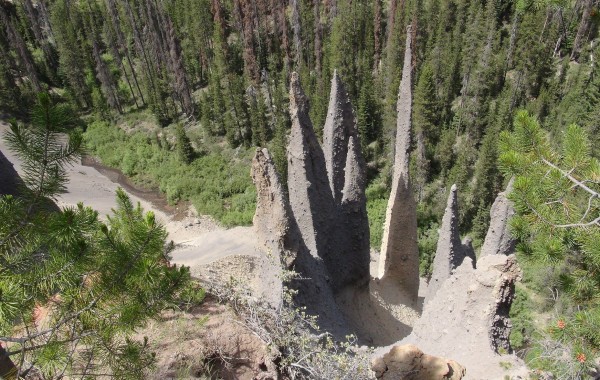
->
[[426, 185, 468, 301], [480, 179, 516, 257], [323, 70, 358, 203], [371, 344, 466, 380], [399, 254, 524, 379], [378, 26, 420, 303], [286, 72, 335, 260], [251, 147, 298, 268]]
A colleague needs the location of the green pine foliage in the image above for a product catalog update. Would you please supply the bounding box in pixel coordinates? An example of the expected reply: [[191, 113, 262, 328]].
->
[[0, 95, 191, 379], [175, 123, 194, 164], [499, 110, 600, 365]]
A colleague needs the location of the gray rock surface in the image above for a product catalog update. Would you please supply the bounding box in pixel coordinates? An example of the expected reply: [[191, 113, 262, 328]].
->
[[480, 179, 516, 257], [286, 72, 335, 261], [378, 26, 420, 304], [426, 185, 467, 301], [396, 254, 525, 379], [251, 147, 298, 268], [323, 70, 358, 203], [252, 147, 350, 335], [339, 135, 370, 287]]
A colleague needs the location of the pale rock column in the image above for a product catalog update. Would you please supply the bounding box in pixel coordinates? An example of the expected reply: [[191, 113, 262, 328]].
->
[[378, 26, 419, 303]]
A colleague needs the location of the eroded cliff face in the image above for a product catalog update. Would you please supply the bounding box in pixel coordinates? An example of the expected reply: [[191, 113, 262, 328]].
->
[[377, 26, 420, 304]]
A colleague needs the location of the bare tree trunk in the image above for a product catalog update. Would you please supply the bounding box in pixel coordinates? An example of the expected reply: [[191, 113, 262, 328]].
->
[[22, 0, 55, 67], [373, 0, 383, 72], [314, 0, 322, 76], [277, 0, 291, 72], [291, 0, 302, 68], [239, 0, 259, 81], [166, 17, 194, 115], [553, 8, 568, 57], [570, 0, 593, 61], [0, 7, 41, 92], [503, 12, 520, 81], [106, 0, 145, 106]]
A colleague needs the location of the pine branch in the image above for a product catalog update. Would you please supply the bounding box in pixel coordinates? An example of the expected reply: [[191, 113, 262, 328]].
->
[[541, 158, 599, 198]]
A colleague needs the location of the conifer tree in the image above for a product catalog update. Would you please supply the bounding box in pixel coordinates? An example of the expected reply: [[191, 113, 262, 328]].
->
[[499, 111, 600, 301], [0, 94, 190, 378], [175, 124, 194, 164]]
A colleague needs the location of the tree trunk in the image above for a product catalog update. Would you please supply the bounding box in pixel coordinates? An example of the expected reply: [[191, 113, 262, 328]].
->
[[314, 0, 322, 76], [570, 0, 593, 61], [0, 7, 42, 92], [373, 0, 383, 72], [291, 0, 302, 68]]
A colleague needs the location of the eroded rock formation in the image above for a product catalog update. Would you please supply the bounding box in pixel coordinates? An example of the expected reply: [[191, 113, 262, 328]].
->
[[251, 147, 298, 268], [285, 71, 371, 292], [287, 72, 335, 261], [399, 254, 524, 379], [338, 136, 370, 287], [323, 70, 358, 203], [426, 185, 468, 301], [378, 26, 420, 303], [480, 179, 516, 257], [371, 344, 466, 380]]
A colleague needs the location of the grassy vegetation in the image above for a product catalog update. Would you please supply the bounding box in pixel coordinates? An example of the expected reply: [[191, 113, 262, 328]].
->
[[84, 119, 256, 227]]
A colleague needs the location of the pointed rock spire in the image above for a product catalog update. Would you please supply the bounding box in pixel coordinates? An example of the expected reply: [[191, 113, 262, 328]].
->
[[251, 148, 299, 267], [480, 179, 516, 257], [339, 135, 370, 287], [286, 72, 334, 260], [323, 70, 358, 203], [378, 26, 419, 303], [341, 136, 366, 205], [426, 185, 467, 301]]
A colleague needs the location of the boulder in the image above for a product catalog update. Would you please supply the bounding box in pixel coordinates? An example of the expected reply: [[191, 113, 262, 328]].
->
[[371, 344, 466, 380]]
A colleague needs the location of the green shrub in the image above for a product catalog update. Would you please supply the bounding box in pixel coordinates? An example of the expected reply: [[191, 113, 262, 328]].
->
[[84, 121, 256, 226]]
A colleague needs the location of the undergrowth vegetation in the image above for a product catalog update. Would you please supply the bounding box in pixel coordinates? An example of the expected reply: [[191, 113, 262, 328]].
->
[[84, 119, 256, 226]]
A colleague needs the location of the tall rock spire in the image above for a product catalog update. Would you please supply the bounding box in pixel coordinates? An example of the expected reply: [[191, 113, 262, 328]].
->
[[480, 179, 516, 257], [323, 70, 358, 203], [426, 185, 468, 301], [286, 72, 335, 261], [340, 135, 370, 287], [378, 26, 419, 303]]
